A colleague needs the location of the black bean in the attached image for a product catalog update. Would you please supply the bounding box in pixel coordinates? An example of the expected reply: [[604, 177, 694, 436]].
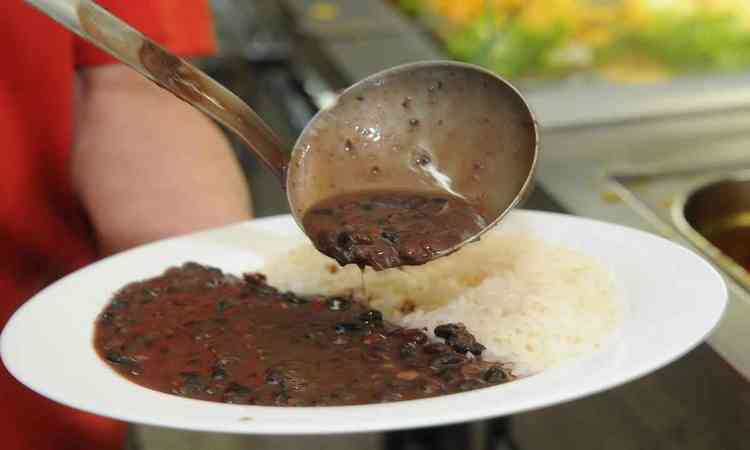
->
[[336, 232, 353, 248], [434, 323, 485, 355], [420, 379, 443, 395], [482, 366, 508, 383], [430, 354, 467, 370], [99, 312, 115, 325], [265, 368, 286, 385], [173, 372, 208, 397], [380, 230, 400, 243], [423, 343, 452, 354], [211, 366, 227, 380], [458, 379, 485, 391], [222, 382, 253, 404], [335, 322, 364, 334], [109, 299, 128, 310], [438, 369, 461, 384], [225, 382, 251, 394], [351, 232, 374, 245], [403, 329, 429, 345], [243, 273, 267, 286], [274, 391, 290, 406], [104, 350, 137, 366], [178, 371, 201, 380], [399, 341, 418, 359], [205, 278, 222, 288], [454, 338, 485, 355], [254, 285, 278, 296], [326, 297, 350, 311], [180, 262, 202, 271], [206, 265, 223, 275], [358, 310, 383, 325], [282, 292, 308, 304], [216, 297, 243, 312]]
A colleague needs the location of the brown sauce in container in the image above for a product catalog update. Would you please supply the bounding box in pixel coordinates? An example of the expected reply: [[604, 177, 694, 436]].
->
[[94, 263, 511, 406], [706, 227, 750, 272], [302, 191, 487, 271]]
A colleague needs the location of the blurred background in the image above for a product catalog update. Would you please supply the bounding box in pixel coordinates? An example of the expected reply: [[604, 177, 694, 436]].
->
[[131, 1, 750, 449]]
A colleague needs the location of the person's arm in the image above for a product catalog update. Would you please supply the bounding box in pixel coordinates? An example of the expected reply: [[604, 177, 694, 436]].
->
[[72, 64, 253, 255]]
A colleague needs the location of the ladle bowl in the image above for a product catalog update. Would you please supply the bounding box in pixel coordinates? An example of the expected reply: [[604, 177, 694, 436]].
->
[[288, 61, 539, 254]]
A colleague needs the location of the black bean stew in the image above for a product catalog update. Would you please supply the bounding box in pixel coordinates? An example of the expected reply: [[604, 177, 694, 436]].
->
[[302, 191, 487, 271], [94, 263, 511, 406]]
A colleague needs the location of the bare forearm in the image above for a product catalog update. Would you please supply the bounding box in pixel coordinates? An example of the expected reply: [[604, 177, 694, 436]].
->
[[72, 64, 252, 255]]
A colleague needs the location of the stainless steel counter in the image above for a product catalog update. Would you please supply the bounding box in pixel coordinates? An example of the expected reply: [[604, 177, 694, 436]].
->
[[537, 108, 750, 378]]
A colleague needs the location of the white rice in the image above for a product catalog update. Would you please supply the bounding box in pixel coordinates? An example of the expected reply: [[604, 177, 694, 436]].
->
[[263, 214, 620, 375]]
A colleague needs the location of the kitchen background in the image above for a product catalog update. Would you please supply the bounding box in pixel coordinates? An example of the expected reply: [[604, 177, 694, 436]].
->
[[130, 1, 750, 449]]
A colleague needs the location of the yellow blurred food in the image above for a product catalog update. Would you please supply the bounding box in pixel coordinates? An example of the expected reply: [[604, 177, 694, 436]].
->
[[400, 0, 750, 82]]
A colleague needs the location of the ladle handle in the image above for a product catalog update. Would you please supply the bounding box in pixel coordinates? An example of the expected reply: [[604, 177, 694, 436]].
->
[[25, 0, 289, 181]]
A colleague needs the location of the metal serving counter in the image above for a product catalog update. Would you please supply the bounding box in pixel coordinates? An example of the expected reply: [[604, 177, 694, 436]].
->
[[538, 109, 750, 379]]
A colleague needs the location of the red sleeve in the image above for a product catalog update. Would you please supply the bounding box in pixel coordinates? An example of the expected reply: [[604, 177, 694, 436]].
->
[[75, 0, 217, 67]]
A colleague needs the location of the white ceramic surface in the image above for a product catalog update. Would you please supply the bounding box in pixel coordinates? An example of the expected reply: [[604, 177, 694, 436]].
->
[[1, 211, 727, 435]]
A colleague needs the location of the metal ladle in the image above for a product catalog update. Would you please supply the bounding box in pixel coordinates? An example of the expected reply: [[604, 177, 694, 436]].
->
[[28, 0, 538, 262]]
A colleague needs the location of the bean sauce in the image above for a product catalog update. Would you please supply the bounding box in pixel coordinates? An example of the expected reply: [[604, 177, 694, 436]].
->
[[302, 191, 487, 271], [94, 263, 511, 406]]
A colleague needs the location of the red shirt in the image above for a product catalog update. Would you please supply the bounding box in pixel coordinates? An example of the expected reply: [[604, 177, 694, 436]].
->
[[1, 2, 216, 448]]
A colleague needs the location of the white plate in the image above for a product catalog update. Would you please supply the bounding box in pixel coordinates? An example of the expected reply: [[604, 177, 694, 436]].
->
[[1, 211, 726, 435]]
